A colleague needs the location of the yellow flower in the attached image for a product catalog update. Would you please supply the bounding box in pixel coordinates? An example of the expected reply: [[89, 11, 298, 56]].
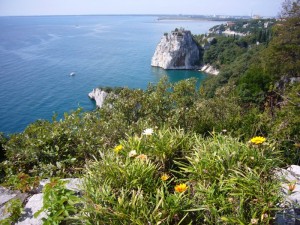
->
[[161, 173, 170, 181], [174, 183, 188, 193], [114, 144, 123, 153], [250, 136, 266, 145], [136, 154, 148, 161]]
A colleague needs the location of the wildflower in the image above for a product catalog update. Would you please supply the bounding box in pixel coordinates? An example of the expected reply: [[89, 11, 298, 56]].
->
[[288, 182, 296, 194], [261, 213, 268, 221], [250, 136, 266, 145], [228, 197, 234, 203], [161, 173, 170, 181], [128, 150, 137, 158], [251, 218, 259, 224], [136, 154, 148, 161], [142, 128, 154, 136], [114, 144, 123, 153], [174, 183, 188, 193]]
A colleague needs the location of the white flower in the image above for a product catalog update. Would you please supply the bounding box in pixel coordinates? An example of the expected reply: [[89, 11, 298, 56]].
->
[[128, 150, 137, 158], [142, 128, 154, 136]]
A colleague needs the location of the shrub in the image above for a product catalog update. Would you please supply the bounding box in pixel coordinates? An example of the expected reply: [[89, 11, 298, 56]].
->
[[34, 178, 82, 225], [81, 128, 283, 224]]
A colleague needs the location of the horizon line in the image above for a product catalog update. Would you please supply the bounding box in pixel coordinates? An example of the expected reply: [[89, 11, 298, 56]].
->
[[0, 13, 276, 18]]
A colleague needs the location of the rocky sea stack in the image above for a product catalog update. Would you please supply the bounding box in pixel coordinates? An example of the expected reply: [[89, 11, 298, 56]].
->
[[151, 28, 200, 69]]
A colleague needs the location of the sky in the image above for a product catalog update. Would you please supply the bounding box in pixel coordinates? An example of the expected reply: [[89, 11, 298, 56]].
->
[[0, 0, 284, 17]]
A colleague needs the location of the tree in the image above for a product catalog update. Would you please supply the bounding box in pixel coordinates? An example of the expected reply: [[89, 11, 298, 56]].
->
[[264, 0, 300, 78]]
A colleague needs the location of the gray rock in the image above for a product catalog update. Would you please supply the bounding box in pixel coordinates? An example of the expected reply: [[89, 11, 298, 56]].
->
[[151, 28, 200, 69], [16, 193, 46, 225], [0, 186, 28, 221], [277, 165, 300, 206], [88, 88, 108, 108], [276, 165, 300, 225], [200, 64, 219, 75], [0, 186, 17, 205], [0, 178, 82, 224], [38, 178, 82, 193]]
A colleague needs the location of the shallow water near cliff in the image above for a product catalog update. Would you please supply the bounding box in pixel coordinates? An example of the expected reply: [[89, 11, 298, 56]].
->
[[0, 16, 222, 134]]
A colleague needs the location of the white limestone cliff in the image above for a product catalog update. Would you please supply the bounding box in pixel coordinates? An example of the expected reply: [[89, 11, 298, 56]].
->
[[151, 28, 200, 69], [88, 88, 108, 108], [200, 64, 220, 75]]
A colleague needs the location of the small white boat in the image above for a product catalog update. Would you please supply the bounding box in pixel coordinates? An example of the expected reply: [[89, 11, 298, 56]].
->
[[70, 72, 76, 76]]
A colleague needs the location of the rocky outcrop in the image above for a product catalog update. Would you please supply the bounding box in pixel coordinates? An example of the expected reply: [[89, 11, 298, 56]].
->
[[275, 165, 300, 224], [88, 88, 108, 108], [151, 28, 200, 69], [200, 64, 220, 75], [0, 187, 28, 221], [0, 178, 82, 225]]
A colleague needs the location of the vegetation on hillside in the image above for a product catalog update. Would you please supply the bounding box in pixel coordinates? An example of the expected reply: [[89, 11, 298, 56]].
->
[[0, 0, 299, 224]]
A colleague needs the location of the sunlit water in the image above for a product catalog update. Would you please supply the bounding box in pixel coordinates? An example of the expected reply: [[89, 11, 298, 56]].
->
[[0, 15, 222, 134]]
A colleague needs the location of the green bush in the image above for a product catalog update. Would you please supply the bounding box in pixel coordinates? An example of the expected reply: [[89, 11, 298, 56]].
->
[[237, 67, 272, 104], [34, 178, 82, 225], [81, 128, 282, 224]]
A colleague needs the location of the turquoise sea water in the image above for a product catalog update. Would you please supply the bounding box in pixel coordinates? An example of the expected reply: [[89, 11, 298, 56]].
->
[[0, 15, 222, 134]]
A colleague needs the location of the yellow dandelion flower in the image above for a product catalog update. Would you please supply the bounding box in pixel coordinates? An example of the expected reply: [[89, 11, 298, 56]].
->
[[161, 173, 170, 181], [250, 136, 266, 145], [174, 183, 188, 193], [114, 144, 123, 153]]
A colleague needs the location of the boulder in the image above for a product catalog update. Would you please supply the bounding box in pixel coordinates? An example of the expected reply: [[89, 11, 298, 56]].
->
[[15, 194, 45, 225], [275, 165, 300, 224], [0, 178, 82, 224], [200, 64, 219, 75], [88, 88, 108, 108], [0, 186, 28, 221], [151, 28, 200, 69]]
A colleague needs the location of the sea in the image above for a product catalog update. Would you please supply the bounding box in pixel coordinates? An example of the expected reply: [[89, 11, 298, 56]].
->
[[0, 15, 222, 134]]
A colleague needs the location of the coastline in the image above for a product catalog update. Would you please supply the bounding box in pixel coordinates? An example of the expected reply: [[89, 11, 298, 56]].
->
[[199, 64, 219, 75]]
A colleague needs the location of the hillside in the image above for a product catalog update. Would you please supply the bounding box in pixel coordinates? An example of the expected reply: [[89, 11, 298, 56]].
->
[[0, 0, 299, 224]]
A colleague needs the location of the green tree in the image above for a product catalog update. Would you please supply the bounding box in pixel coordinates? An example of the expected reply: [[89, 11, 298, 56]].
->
[[264, 0, 300, 78]]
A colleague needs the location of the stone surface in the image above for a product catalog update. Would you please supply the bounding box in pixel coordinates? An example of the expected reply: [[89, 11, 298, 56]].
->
[[39, 178, 82, 193], [0, 186, 17, 205], [16, 193, 46, 225], [275, 165, 300, 225], [151, 28, 200, 69], [0, 186, 28, 221], [200, 64, 219, 75], [88, 88, 108, 108], [0, 178, 83, 224]]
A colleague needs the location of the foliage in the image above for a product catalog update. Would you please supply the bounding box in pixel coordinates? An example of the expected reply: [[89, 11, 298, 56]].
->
[[4, 172, 40, 193], [203, 36, 248, 68], [81, 130, 283, 224], [34, 178, 82, 225], [0, 132, 7, 162], [262, 82, 300, 164], [0, 198, 23, 225], [263, 0, 300, 79], [0, 132, 8, 182], [237, 66, 272, 104]]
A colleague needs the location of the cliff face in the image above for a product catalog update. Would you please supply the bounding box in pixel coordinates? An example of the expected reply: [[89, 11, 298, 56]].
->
[[151, 29, 200, 69], [88, 88, 108, 108]]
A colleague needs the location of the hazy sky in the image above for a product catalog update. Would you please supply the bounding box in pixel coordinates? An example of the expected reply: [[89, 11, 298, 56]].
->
[[0, 0, 284, 17]]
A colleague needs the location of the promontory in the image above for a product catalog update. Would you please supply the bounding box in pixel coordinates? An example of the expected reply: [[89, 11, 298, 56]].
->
[[151, 28, 200, 69]]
